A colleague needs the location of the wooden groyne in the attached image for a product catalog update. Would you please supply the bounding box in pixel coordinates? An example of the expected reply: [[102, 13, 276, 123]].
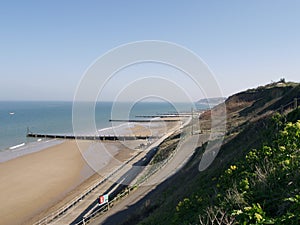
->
[[26, 133, 157, 141], [109, 119, 181, 122], [135, 115, 190, 118]]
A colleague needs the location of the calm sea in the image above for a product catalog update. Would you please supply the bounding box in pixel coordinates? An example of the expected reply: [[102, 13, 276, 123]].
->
[[0, 101, 207, 156]]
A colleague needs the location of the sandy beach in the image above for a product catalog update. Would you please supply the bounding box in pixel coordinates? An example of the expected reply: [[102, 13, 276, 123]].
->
[[0, 139, 139, 225], [0, 120, 181, 225], [0, 141, 88, 225]]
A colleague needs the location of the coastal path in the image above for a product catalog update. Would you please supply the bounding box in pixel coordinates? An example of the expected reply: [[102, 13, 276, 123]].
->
[[88, 132, 209, 225], [45, 126, 181, 225]]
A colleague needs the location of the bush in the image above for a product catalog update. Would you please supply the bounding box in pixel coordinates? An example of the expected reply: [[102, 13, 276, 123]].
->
[[174, 118, 300, 224]]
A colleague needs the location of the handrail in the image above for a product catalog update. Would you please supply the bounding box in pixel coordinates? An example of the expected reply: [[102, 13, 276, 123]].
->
[[33, 124, 182, 225], [33, 143, 148, 225], [65, 99, 300, 225], [273, 97, 299, 114], [74, 126, 192, 225]]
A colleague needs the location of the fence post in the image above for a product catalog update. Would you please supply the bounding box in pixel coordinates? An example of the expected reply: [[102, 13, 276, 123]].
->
[[294, 98, 298, 109], [281, 105, 284, 114]]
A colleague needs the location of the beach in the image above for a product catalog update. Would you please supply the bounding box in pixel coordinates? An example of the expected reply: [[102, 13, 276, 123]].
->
[[0, 120, 181, 225], [0, 140, 142, 225], [0, 141, 88, 224]]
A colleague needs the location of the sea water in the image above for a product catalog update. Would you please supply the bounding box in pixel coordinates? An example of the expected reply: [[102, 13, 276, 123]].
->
[[0, 101, 207, 162]]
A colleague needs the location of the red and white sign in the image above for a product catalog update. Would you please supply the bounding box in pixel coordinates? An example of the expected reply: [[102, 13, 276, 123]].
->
[[99, 194, 109, 205]]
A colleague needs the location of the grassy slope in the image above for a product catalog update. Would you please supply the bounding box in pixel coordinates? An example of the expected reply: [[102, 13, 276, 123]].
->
[[129, 82, 300, 225]]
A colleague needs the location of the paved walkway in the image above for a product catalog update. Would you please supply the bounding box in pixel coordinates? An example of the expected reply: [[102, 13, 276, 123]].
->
[[89, 133, 208, 225], [47, 127, 180, 225]]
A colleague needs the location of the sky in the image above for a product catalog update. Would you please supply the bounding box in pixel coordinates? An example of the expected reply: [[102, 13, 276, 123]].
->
[[0, 0, 299, 102]]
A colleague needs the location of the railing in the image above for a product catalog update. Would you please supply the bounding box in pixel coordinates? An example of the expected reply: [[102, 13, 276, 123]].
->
[[73, 98, 300, 225], [32, 117, 191, 225], [73, 123, 193, 225], [226, 97, 300, 135], [73, 142, 190, 225], [274, 97, 299, 114], [73, 186, 136, 225], [33, 146, 147, 225], [33, 124, 183, 225], [135, 131, 189, 186]]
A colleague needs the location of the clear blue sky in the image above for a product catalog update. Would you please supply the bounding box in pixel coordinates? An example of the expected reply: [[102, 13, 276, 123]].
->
[[0, 0, 299, 101]]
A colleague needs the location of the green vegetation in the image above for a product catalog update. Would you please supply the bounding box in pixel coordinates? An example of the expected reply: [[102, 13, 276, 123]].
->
[[197, 117, 300, 224], [151, 133, 180, 165], [121, 82, 300, 225], [139, 112, 300, 225]]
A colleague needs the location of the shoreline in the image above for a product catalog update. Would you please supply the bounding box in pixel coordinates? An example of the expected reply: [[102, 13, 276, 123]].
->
[[0, 140, 87, 225], [0, 139, 142, 225], [0, 120, 183, 225], [0, 120, 167, 164], [0, 139, 65, 163]]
